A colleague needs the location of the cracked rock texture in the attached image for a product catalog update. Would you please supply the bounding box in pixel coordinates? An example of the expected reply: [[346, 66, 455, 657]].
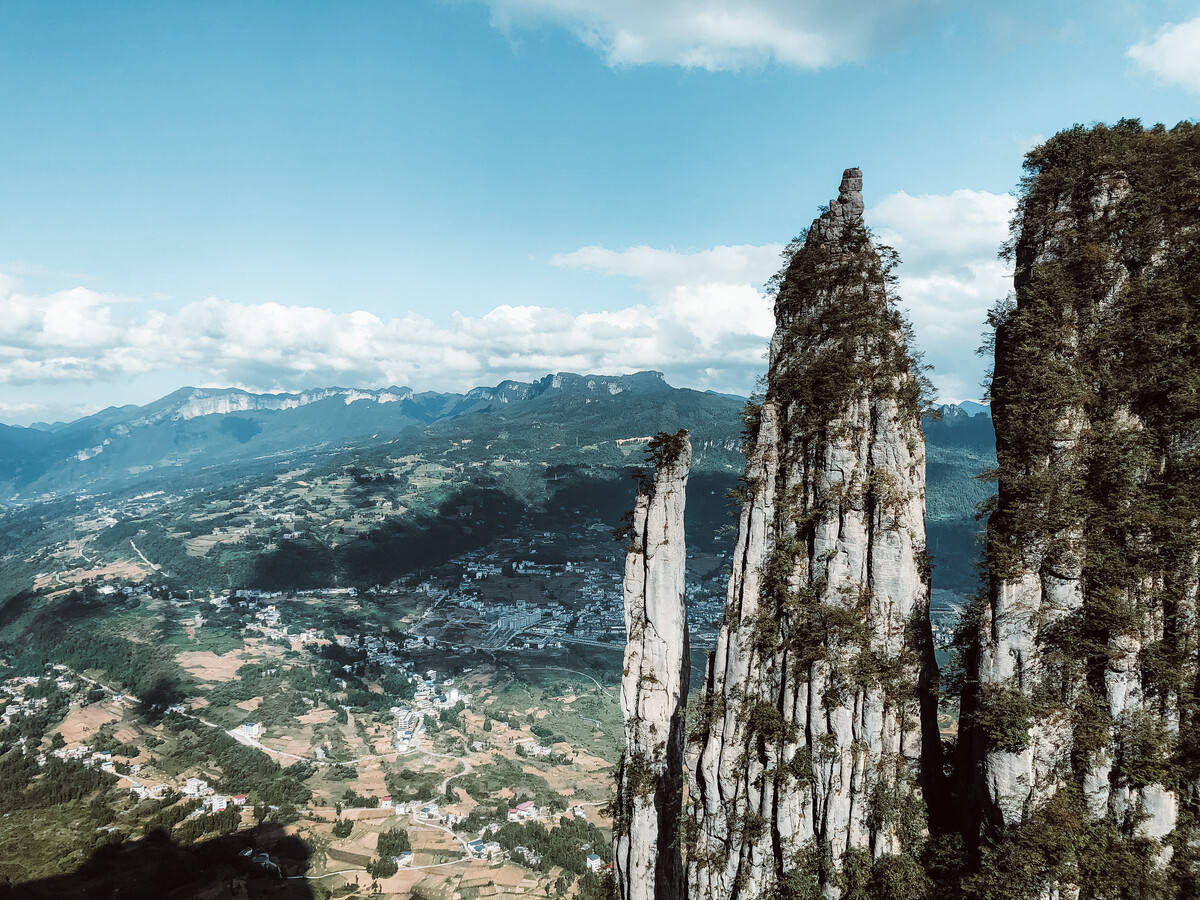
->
[[614, 432, 691, 900], [687, 169, 937, 899], [959, 122, 1200, 895]]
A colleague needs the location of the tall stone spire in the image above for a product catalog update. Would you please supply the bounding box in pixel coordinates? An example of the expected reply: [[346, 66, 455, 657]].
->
[[614, 430, 692, 900], [958, 120, 1200, 897], [688, 169, 938, 899]]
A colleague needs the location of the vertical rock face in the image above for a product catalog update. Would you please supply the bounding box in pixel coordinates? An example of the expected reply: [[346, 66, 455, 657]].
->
[[614, 431, 692, 900], [688, 169, 937, 899], [961, 121, 1200, 895]]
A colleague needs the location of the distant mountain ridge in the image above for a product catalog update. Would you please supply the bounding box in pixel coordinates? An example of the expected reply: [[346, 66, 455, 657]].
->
[[0, 371, 713, 498], [1, 374, 995, 596], [0, 370, 995, 605]]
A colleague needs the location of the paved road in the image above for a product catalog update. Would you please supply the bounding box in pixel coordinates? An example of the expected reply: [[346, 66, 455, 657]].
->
[[418, 748, 473, 795]]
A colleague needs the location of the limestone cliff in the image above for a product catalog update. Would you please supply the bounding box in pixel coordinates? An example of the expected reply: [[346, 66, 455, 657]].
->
[[959, 121, 1200, 896], [614, 430, 692, 900], [688, 169, 938, 899]]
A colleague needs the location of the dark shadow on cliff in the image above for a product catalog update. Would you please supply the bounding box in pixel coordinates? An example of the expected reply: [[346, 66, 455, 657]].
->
[[0, 824, 315, 900]]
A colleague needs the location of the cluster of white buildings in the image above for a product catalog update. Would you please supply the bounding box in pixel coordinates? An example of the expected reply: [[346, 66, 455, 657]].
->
[[393, 708, 425, 753], [180, 777, 248, 813], [0, 676, 55, 727], [464, 562, 502, 580], [466, 838, 504, 860], [126, 779, 169, 800], [244, 602, 287, 640], [183, 776, 212, 797], [411, 670, 470, 712], [506, 800, 540, 821], [54, 744, 125, 773], [573, 590, 625, 644], [334, 631, 419, 673], [513, 738, 553, 758], [512, 845, 542, 867]]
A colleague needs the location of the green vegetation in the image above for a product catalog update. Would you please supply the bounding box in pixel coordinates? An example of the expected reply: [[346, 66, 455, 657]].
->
[[491, 815, 610, 876], [384, 767, 441, 802], [962, 789, 1170, 900], [251, 482, 542, 589], [161, 714, 312, 806], [0, 753, 116, 811], [1, 593, 191, 709], [366, 854, 398, 878], [954, 120, 1200, 894], [974, 684, 1034, 753], [456, 754, 556, 807], [767, 215, 934, 444], [376, 825, 411, 857]]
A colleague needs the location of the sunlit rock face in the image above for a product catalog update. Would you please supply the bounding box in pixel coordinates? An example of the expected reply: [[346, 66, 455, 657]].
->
[[614, 431, 691, 900], [959, 122, 1200, 896], [687, 169, 937, 900]]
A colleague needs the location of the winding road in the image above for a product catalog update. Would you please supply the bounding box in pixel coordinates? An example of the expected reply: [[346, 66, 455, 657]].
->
[[129, 539, 159, 571]]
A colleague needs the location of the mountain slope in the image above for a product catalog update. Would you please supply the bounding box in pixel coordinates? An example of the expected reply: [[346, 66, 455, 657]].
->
[[0, 373, 994, 609], [0, 372, 739, 500]]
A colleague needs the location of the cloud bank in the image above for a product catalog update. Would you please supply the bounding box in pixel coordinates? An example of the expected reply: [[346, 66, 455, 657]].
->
[[0, 263, 777, 409], [1, 188, 1013, 423], [869, 188, 1014, 400], [1128, 16, 1200, 93], [478, 0, 933, 70]]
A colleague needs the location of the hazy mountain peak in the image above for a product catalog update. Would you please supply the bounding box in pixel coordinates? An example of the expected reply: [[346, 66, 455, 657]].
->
[[145, 386, 418, 422]]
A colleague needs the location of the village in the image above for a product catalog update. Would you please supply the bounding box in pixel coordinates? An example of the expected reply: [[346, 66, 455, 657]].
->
[[0, 575, 620, 896], [413, 542, 728, 655]]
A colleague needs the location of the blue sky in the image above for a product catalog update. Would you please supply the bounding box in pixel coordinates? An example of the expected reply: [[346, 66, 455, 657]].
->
[[1, 0, 1197, 424]]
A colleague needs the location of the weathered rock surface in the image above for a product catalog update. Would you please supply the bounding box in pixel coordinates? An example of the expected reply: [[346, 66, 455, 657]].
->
[[614, 431, 692, 900], [687, 169, 937, 899], [960, 121, 1200, 894]]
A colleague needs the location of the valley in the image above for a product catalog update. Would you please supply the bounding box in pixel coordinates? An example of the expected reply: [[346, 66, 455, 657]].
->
[[0, 373, 993, 897]]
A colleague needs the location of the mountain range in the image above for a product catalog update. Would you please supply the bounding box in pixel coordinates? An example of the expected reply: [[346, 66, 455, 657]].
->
[[0, 371, 993, 598], [1, 371, 743, 501]]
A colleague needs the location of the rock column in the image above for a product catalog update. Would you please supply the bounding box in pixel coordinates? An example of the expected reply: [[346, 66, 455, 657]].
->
[[688, 170, 937, 899], [614, 430, 692, 900], [960, 121, 1200, 895]]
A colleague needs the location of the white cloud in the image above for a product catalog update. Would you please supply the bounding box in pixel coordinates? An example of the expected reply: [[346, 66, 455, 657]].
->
[[1, 187, 1015, 420], [0, 264, 778, 412], [1129, 16, 1200, 93], [867, 188, 1014, 400], [479, 0, 934, 70], [869, 188, 1013, 263]]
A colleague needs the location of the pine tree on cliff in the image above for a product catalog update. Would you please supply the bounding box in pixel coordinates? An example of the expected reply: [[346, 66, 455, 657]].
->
[[687, 169, 939, 900], [956, 120, 1200, 899]]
